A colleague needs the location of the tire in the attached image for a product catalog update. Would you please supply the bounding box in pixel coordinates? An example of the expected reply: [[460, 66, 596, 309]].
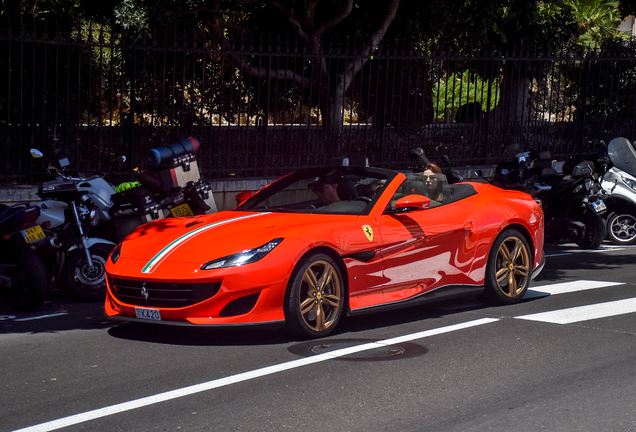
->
[[576, 213, 606, 249], [0, 243, 47, 311], [284, 253, 344, 339], [479, 228, 532, 305], [606, 211, 636, 245], [61, 243, 114, 301]]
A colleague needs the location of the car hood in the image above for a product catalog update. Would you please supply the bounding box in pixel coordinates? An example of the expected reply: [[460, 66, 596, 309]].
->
[[118, 210, 354, 269]]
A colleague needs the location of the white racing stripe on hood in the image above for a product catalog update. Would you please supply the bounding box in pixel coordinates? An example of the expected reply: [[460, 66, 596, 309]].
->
[[141, 213, 266, 274]]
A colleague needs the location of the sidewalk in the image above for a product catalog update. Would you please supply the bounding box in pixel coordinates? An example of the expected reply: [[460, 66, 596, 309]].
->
[[0, 165, 495, 212]]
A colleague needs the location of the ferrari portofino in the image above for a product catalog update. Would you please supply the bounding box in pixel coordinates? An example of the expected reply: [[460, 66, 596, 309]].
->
[[105, 165, 545, 338]]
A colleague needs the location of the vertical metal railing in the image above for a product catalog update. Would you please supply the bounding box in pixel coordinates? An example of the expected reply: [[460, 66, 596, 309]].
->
[[1, 17, 636, 182]]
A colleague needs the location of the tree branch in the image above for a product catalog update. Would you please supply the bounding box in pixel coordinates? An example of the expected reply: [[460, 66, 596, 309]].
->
[[203, 13, 311, 89], [340, 0, 400, 88], [313, 0, 354, 37]]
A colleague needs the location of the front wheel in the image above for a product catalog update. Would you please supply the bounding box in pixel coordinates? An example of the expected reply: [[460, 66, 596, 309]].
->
[[479, 228, 532, 305], [606, 211, 636, 245], [61, 243, 114, 301], [284, 253, 344, 339], [576, 212, 606, 249]]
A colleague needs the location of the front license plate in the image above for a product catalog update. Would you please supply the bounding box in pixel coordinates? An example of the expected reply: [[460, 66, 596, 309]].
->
[[21, 225, 46, 243], [170, 203, 194, 217], [135, 307, 161, 321], [592, 199, 606, 213]]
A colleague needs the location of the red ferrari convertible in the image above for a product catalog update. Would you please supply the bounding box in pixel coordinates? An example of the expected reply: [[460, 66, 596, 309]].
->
[[105, 165, 544, 338]]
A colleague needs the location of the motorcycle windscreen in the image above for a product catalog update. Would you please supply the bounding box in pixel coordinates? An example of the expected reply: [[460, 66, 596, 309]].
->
[[608, 137, 636, 177]]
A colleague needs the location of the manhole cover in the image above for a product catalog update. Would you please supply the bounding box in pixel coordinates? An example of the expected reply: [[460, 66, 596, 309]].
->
[[289, 338, 427, 361]]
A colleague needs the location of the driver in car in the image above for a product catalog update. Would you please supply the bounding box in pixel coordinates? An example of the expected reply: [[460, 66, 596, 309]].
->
[[310, 176, 341, 205]]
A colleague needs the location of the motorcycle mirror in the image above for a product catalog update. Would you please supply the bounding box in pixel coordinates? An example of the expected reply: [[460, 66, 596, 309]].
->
[[442, 154, 451, 167], [409, 148, 430, 166], [30, 149, 44, 158]]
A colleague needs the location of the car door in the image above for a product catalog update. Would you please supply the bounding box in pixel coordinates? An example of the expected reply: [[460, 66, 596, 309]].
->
[[376, 179, 478, 304]]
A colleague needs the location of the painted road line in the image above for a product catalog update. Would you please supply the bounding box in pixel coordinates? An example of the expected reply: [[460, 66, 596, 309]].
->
[[11, 318, 499, 432], [525, 280, 625, 299], [14, 313, 68, 322], [516, 297, 636, 324]]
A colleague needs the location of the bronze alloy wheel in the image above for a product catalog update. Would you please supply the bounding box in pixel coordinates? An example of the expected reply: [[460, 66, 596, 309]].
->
[[495, 235, 530, 298], [298, 259, 342, 332]]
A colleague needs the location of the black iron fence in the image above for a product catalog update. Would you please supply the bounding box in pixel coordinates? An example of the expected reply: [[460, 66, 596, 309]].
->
[[2, 18, 636, 182]]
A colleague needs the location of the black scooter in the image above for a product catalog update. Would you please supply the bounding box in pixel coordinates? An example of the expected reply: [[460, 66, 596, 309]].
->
[[493, 150, 607, 249]]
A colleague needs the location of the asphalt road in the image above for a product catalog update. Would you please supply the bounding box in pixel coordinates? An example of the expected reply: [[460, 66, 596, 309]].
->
[[2, 242, 636, 432]]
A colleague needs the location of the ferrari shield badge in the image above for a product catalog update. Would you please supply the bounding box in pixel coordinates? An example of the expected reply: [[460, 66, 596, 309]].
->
[[362, 225, 374, 242]]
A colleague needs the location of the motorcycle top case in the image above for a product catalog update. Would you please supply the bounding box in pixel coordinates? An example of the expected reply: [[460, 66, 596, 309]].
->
[[564, 160, 594, 178], [149, 153, 202, 192], [38, 180, 78, 201]]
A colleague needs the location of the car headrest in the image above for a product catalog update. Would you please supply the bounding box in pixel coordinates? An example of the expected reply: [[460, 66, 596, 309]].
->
[[337, 177, 358, 201]]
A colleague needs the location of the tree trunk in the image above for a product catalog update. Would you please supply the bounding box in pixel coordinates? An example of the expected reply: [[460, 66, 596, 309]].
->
[[488, 66, 531, 149]]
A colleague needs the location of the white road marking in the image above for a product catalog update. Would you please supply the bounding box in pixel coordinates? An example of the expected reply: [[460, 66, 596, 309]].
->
[[438, 280, 625, 310], [14, 313, 68, 322], [525, 280, 625, 299], [545, 244, 633, 257], [11, 318, 499, 432], [516, 297, 636, 324]]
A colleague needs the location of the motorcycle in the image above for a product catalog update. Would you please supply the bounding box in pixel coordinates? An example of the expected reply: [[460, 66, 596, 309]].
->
[[104, 138, 218, 241], [0, 203, 48, 310], [492, 149, 607, 249], [597, 137, 636, 245], [30, 157, 117, 301], [32, 137, 217, 241]]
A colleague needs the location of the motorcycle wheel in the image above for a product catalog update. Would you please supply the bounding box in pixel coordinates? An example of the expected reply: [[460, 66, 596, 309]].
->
[[62, 243, 114, 301], [0, 244, 47, 311], [576, 213, 606, 249], [606, 211, 636, 245]]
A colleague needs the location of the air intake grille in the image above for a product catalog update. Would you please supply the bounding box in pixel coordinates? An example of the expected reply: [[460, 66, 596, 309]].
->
[[108, 277, 221, 308]]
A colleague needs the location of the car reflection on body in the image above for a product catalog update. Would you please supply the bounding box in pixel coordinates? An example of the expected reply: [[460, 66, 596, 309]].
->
[[105, 165, 544, 338]]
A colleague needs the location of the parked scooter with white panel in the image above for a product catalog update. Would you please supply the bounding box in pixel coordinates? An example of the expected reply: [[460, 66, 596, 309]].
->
[[598, 137, 636, 245]]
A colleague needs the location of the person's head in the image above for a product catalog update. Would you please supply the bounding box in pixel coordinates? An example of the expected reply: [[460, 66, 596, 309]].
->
[[422, 164, 443, 197], [310, 176, 340, 205]]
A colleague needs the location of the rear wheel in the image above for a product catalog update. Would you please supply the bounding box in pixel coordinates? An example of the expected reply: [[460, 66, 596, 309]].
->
[[480, 228, 531, 305], [284, 253, 344, 339], [606, 211, 636, 245], [576, 212, 606, 249], [62, 243, 114, 301], [0, 243, 47, 311]]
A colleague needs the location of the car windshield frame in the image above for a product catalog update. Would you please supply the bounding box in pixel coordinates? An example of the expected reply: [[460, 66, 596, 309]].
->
[[234, 166, 399, 216]]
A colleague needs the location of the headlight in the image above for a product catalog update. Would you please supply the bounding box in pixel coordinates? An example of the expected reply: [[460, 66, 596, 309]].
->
[[89, 209, 99, 227], [110, 243, 122, 264], [622, 176, 636, 192], [202, 238, 284, 270]]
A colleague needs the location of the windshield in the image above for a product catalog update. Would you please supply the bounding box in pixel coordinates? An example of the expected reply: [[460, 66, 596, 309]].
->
[[235, 167, 397, 215], [608, 137, 636, 177]]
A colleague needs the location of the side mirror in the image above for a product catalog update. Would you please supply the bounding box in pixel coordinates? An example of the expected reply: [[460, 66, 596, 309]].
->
[[395, 194, 431, 211], [30, 148, 44, 158], [235, 190, 254, 205]]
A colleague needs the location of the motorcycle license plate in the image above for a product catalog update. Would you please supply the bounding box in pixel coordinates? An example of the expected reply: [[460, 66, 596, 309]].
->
[[170, 203, 194, 217], [21, 225, 46, 243], [135, 307, 161, 321], [592, 199, 606, 213]]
